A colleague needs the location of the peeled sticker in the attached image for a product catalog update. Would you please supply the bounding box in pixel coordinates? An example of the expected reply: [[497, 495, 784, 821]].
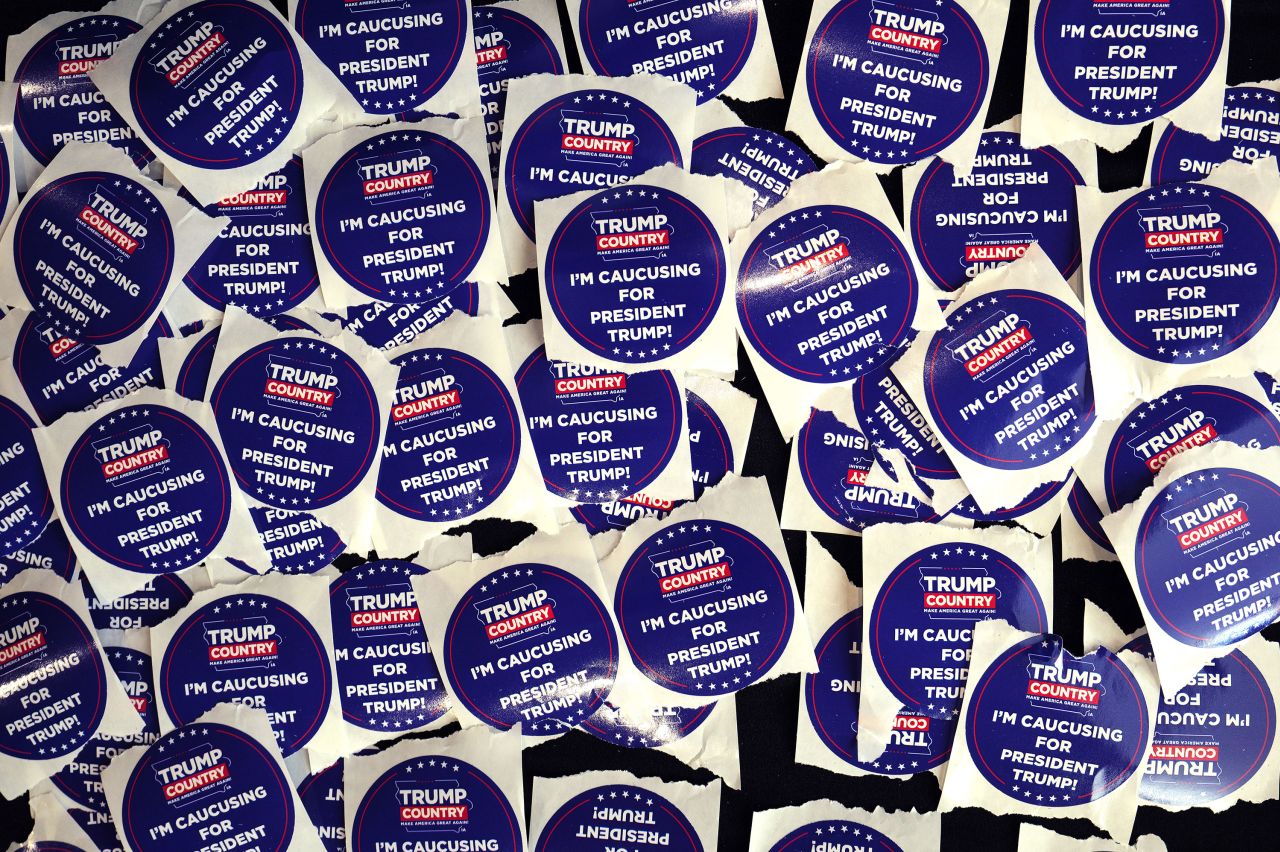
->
[[0, 84, 20, 234], [1018, 824, 1168, 852], [0, 372, 54, 558], [0, 520, 78, 588], [580, 698, 741, 788], [334, 281, 490, 353], [1062, 478, 1116, 564], [343, 725, 525, 852], [1022, 0, 1230, 153], [0, 142, 223, 368], [497, 72, 696, 275], [733, 161, 944, 439], [941, 477, 1070, 538], [1147, 81, 1280, 185], [787, 0, 1009, 174], [81, 572, 196, 632], [1078, 159, 1280, 420], [159, 311, 322, 402], [529, 770, 720, 851], [938, 619, 1158, 842], [90, 0, 346, 207], [748, 800, 940, 852], [14, 794, 102, 852], [298, 756, 344, 852], [101, 703, 328, 852]]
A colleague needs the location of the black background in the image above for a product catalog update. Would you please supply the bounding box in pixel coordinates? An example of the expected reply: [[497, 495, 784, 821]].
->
[[3, 0, 1280, 848]]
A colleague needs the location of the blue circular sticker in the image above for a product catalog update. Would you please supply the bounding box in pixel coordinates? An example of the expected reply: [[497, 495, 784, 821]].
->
[[1101, 384, 1280, 511], [0, 520, 77, 586], [60, 402, 233, 575], [581, 701, 713, 749], [577, 0, 758, 103], [1090, 184, 1280, 364], [329, 560, 450, 732], [11, 15, 147, 167], [298, 760, 344, 852], [337, 284, 480, 351], [0, 395, 53, 557], [67, 808, 123, 852], [157, 591, 333, 755], [515, 344, 684, 503], [946, 479, 1067, 525], [82, 573, 193, 631], [797, 409, 937, 532], [503, 87, 683, 240], [172, 314, 314, 402], [1034, 0, 1225, 125], [852, 357, 958, 482], [14, 171, 175, 345], [128, 0, 304, 168], [804, 0, 990, 165], [614, 520, 794, 696], [119, 721, 298, 852], [246, 506, 345, 575], [1067, 479, 1113, 554], [210, 336, 382, 510], [474, 5, 566, 178], [807, 606, 954, 774], [441, 563, 618, 734], [766, 820, 903, 852], [966, 636, 1150, 805], [350, 756, 521, 852], [923, 289, 1093, 469], [534, 783, 703, 851], [911, 131, 1085, 292], [378, 348, 522, 523], [738, 203, 917, 382], [869, 543, 1049, 720], [315, 128, 491, 305], [296, 0, 466, 115], [1133, 466, 1280, 648], [0, 590, 107, 760], [692, 127, 815, 220], [1150, 87, 1280, 184]]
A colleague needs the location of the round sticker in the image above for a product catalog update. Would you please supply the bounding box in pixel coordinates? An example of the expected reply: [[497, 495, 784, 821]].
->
[[515, 344, 684, 502], [128, 0, 304, 168], [614, 520, 794, 696], [337, 284, 479, 351], [804, 0, 990, 165], [738, 203, 917, 381], [315, 128, 491, 305], [60, 402, 233, 575], [965, 636, 1150, 806], [1150, 87, 1280, 184], [852, 357, 958, 481], [0, 590, 107, 759], [14, 171, 175, 345], [82, 573, 193, 631], [581, 701, 713, 749], [378, 348, 521, 523], [766, 820, 903, 852], [350, 756, 521, 852], [0, 395, 53, 557], [869, 543, 1049, 720], [11, 15, 146, 167], [65, 811, 119, 852], [296, 0, 466, 115], [210, 336, 382, 511], [947, 479, 1066, 525], [1067, 479, 1113, 554], [691, 126, 815, 219], [1124, 634, 1276, 807], [503, 87, 683, 240], [1102, 384, 1280, 511], [1034, 0, 1225, 125], [0, 520, 77, 586], [534, 783, 703, 851], [923, 289, 1093, 469], [442, 563, 618, 733], [298, 760, 344, 852], [1090, 184, 1280, 364], [329, 560, 450, 732], [158, 591, 333, 754], [797, 409, 936, 532], [119, 721, 299, 852], [474, 5, 566, 177], [172, 314, 314, 402], [806, 607, 953, 775], [911, 131, 1085, 291], [248, 506, 345, 575], [1133, 466, 1280, 648]]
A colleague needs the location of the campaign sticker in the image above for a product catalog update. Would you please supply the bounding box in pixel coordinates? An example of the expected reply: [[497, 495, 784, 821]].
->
[[910, 131, 1085, 291], [247, 506, 345, 575], [802, 0, 992, 165], [737, 203, 918, 382], [1149, 87, 1280, 185], [965, 636, 1150, 805], [1033, 0, 1225, 125], [171, 314, 316, 403], [157, 591, 333, 754], [298, 760, 344, 852], [0, 394, 53, 557], [0, 521, 77, 586], [1089, 184, 1280, 364], [82, 574, 193, 630], [349, 756, 522, 852], [852, 357, 958, 482], [533, 783, 703, 851], [766, 820, 904, 852], [581, 702, 713, 749], [330, 560, 451, 733], [691, 126, 815, 219], [295, 0, 467, 115], [338, 284, 480, 351], [946, 479, 1067, 525], [68, 806, 126, 852], [1067, 480, 1113, 554]]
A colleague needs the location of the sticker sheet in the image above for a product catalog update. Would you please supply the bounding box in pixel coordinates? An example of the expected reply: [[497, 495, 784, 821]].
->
[[749, 800, 941, 852], [1146, 80, 1280, 185]]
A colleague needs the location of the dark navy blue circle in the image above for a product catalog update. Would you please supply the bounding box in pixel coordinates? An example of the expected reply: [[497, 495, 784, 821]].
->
[[1150, 87, 1280, 185], [946, 479, 1067, 525], [804, 0, 989, 165], [14, 172, 174, 345], [0, 395, 52, 557], [534, 783, 703, 851], [738, 203, 917, 382], [766, 820, 903, 852], [0, 520, 77, 586], [503, 87, 683, 240], [128, 0, 304, 169], [329, 560, 450, 732], [298, 759, 344, 852], [1034, 0, 1225, 125], [691, 126, 815, 219], [81, 573, 193, 631], [514, 344, 684, 502], [442, 562, 617, 733], [1067, 479, 1113, 554], [245, 506, 345, 575], [336, 283, 480, 351], [580, 701, 712, 749], [614, 520, 794, 696], [852, 356, 958, 481]]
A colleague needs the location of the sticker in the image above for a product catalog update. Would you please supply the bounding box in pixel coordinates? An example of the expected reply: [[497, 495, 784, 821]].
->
[[1017, 824, 1169, 852], [0, 81, 21, 230], [789, 0, 1006, 172], [0, 393, 53, 557], [298, 758, 344, 852], [943, 478, 1068, 536], [14, 793, 101, 852], [244, 506, 345, 575], [0, 520, 78, 587], [582, 702, 711, 749], [1148, 85, 1280, 185], [691, 114, 815, 221], [748, 800, 941, 852], [336, 283, 480, 351], [82, 574, 194, 631], [1065, 479, 1114, 558], [161, 313, 315, 403]]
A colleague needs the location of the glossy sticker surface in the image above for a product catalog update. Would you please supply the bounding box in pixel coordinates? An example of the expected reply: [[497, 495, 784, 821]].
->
[[1149, 87, 1280, 184], [534, 783, 703, 851], [691, 126, 814, 219], [0, 395, 53, 557]]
